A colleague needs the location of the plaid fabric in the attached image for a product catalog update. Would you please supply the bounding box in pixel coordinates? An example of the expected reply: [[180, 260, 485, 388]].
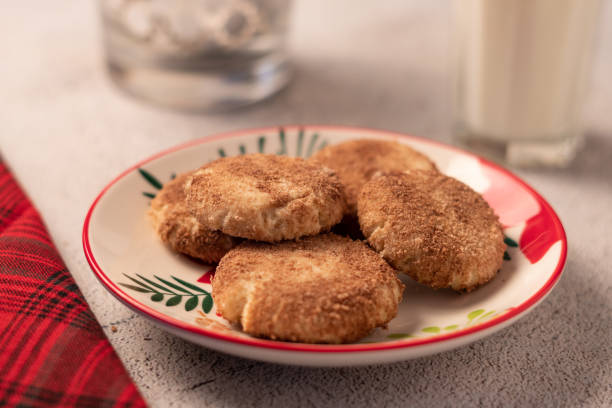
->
[[0, 162, 146, 408]]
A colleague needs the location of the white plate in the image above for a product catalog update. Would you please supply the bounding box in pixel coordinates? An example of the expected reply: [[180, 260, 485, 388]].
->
[[83, 126, 567, 366]]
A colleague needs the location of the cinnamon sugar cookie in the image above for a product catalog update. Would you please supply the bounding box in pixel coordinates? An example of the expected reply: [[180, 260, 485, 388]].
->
[[310, 139, 437, 215], [149, 173, 239, 263], [358, 170, 505, 292], [212, 234, 404, 343], [186, 154, 347, 242]]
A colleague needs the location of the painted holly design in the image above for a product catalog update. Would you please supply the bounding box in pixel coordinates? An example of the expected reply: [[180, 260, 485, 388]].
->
[[119, 274, 213, 313]]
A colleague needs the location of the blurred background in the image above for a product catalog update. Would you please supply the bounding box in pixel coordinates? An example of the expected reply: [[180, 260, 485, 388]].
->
[[2, 1, 610, 163]]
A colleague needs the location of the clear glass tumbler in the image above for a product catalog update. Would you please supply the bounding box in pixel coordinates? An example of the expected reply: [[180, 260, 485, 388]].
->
[[100, 0, 292, 112], [453, 0, 602, 167]]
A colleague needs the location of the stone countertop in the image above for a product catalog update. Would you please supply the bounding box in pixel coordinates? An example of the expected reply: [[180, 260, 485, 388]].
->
[[1, 0, 610, 406]]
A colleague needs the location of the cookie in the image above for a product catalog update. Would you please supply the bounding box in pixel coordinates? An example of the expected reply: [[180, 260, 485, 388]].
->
[[212, 233, 404, 343], [310, 139, 437, 215], [358, 170, 505, 292], [186, 154, 347, 242], [149, 173, 239, 263]]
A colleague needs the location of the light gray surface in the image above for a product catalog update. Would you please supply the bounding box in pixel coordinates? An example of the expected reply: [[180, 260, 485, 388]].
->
[[1, 1, 611, 407]]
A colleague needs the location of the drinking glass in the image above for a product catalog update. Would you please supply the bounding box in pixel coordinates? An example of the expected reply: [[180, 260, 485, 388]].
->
[[453, 0, 602, 167], [100, 0, 292, 111]]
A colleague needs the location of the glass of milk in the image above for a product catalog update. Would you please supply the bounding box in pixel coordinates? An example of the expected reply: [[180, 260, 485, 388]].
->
[[453, 0, 602, 167]]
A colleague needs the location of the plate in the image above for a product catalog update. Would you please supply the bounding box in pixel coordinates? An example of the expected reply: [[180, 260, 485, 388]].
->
[[83, 126, 567, 366]]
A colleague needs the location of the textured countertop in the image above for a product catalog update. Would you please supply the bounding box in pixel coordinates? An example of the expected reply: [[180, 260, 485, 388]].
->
[[1, 1, 611, 406]]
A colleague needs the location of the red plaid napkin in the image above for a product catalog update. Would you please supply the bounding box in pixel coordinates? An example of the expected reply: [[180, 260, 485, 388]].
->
[[0, 162, 146, 407]]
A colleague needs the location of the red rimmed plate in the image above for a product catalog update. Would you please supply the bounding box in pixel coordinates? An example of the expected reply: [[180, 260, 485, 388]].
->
[[83, 126, 567, 366]]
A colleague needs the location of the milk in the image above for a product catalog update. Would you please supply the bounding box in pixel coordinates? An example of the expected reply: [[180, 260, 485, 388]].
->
[[454, 0, 601, 166]]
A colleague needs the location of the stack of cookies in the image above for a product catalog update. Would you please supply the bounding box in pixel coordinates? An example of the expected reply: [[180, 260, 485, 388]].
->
[[149, 140, 506, 344]]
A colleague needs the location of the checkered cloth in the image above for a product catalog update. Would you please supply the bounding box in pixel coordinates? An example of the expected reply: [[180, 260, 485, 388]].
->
[[0, 162, 146, 407]]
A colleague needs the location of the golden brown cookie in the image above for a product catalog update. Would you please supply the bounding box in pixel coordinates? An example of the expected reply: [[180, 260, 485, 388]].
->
[[149, 173, 239, 263], [212, 233, 404, 343], [310, 139, 437, 215], [186, 154, 347, 242], [358, 170, 505, 292]]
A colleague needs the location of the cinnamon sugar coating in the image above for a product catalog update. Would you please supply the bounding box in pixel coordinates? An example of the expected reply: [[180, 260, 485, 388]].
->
[[310, 139, 437, 215], [186, 154, 347, 242], [212, 233, 404, 343], [358, 170, 505, 292], [148, 173, 239, 263]]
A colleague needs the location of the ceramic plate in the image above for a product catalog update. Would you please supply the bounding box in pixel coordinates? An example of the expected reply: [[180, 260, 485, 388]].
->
[[83, 126, 567, 366]]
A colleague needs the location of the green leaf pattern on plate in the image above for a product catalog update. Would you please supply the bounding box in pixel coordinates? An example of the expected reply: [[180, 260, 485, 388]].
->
[[386, 309, 503, 340], [422, 326, 441, 334], [276, 127, 287, 155], [504, 235, 517, 260], [119, 274, 214, 314], [184, 296, 198, 312], [138, 168, 164, 199], [305, 132, 320, 158], [212, 127, 328, 159], [138, 168, 163, 190], [504, 236, 519, 247], [467, 309, 485, 320]]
